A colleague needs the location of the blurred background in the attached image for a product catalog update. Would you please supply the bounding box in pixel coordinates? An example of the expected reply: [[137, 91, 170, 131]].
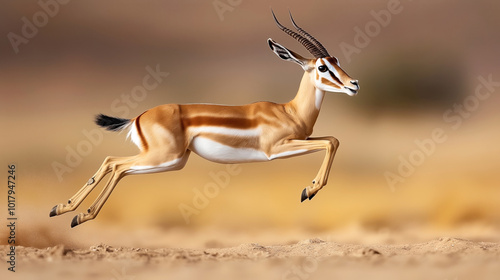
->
[[0, 0, 499, 249]]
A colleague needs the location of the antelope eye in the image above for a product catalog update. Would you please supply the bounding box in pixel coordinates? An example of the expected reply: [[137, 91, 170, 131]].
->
[[318, 65, 327, 72]]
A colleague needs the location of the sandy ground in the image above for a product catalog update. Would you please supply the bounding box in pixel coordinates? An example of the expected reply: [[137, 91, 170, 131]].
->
[[2, 233, 500, 280]]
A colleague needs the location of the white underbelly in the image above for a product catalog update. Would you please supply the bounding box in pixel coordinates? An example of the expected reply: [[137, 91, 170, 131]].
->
[[189, 137, 269, 164]]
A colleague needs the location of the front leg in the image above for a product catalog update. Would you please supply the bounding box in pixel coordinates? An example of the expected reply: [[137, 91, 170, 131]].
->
[[269, 136, 340, 201], [301, 136, 339, 201]]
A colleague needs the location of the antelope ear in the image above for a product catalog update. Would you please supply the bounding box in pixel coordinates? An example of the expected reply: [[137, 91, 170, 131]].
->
[[268, 38, 308, 68]]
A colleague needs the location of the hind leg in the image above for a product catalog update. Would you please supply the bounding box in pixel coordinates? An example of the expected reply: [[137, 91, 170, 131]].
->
[[70, 151, 190, 227], [50, 156, 124, 217]]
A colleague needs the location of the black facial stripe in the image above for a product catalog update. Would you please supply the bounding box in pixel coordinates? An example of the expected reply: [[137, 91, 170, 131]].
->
[[328, 70, 342, 85]]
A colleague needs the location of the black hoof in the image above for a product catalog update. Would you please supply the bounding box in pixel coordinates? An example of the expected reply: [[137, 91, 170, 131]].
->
[[49, 205, 58, 217], [301, 188, 308, 202], [308, 192, 317, 200], [71, 216, 79, 228]]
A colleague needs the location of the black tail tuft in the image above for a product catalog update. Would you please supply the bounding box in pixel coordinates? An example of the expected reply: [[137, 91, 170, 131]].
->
[[95, 114, 131, 131]]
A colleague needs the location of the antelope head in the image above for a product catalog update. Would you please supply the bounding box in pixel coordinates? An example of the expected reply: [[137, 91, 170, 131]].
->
[[268, 11, 359, 96]]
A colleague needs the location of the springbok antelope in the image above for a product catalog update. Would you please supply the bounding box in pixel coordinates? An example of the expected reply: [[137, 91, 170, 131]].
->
[[50, 12, 359, 227]]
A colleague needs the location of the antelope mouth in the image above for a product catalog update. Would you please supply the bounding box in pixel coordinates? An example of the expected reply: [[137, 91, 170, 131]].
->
[[346, 87, 358, 96]]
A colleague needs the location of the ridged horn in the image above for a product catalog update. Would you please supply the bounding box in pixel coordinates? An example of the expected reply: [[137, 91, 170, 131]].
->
[[288, 11, 330, 58], [271, 10, 326, 59]]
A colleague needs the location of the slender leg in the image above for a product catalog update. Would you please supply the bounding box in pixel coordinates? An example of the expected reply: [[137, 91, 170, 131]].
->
[[303, 136, 339, 201], [71, 169, 125, 227], [70, 152, 190, 227], [50, 156, 122, 217], [269, 136, 339, 202]]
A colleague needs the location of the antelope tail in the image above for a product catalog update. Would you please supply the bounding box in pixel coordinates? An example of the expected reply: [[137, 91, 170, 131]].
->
[[95, 114, 131, 132]]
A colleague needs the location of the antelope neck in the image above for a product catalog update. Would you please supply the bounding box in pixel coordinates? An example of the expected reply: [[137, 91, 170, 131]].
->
[[286, 72, 324, 131]]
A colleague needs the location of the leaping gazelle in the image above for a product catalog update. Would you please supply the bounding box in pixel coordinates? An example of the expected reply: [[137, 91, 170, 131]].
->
[[50, 12, 359, 227]]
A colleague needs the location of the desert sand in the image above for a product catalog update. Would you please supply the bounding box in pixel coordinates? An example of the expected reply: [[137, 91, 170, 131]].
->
[[2, 228, 500, 280]]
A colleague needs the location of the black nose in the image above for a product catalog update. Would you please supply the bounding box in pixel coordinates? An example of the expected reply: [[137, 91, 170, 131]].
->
[[350, 80, 359, 87]]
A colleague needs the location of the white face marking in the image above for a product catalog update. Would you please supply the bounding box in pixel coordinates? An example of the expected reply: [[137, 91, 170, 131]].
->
[[321, 58, 342, 82], [190, 137, 268, 163], [315, 59, 342, 91], [314, 58, 358, 96], [127, 157, 184, 174], [189, 126, 261, 137]]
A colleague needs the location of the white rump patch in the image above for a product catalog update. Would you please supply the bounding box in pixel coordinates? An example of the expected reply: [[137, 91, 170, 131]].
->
[[126, 120, 143, 149]]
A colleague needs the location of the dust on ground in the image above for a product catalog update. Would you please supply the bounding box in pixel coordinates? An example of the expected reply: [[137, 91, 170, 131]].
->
[[2, 233, 500, 280]]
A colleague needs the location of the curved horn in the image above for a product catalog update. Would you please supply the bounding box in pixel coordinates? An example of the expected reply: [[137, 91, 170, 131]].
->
[[271, 10, 325, 59], [288, 11, 330, 58]]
